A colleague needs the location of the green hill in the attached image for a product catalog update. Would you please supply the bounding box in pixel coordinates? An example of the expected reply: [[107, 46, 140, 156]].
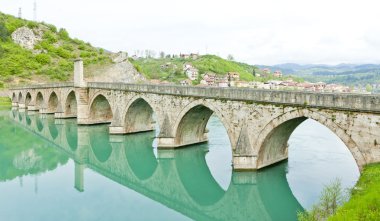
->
[[130, 55, 263, 84], [0, 12, 111, 88]]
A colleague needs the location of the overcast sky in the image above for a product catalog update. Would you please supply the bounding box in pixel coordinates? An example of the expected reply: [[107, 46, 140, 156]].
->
[[1, 0, 380, 65]]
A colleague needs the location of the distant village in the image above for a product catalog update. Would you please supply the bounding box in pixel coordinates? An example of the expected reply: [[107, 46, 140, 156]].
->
[[131, 53, 372, 94]]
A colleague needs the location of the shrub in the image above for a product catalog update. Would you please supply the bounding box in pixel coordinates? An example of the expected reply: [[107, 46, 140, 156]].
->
[[58, 28, 69, 40], [80, 51, 91, 58], [42, 31, 58, 43], [297, 179, 347, 221], [35, 54, 51, 65], [26, 21, 39, 29], [56, 47, 72, 59]]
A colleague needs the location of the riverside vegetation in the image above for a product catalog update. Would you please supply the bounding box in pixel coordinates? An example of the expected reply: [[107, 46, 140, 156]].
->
[[298, 163, 380, 221]]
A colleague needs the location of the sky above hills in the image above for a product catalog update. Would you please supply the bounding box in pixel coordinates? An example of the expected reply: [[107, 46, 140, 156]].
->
[[1, 0, 380, 65]]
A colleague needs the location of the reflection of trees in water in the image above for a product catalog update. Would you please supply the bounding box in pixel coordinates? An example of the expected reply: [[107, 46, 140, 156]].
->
[[0, 112, 69, 181], [13, 149, 42, 171]]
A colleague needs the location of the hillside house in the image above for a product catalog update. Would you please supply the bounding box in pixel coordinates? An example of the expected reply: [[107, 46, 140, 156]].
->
[[273, 70, 283, 77]]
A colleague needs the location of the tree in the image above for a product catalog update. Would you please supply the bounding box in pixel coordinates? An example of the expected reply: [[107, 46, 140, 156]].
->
[[297, 179, 347, 221], [159, 51, 165, 59], [252, 68, 256, 77], [366, 84, 373, 92], [227, 54, 234, 61]]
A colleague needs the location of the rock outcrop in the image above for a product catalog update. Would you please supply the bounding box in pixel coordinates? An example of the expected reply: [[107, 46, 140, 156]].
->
[[86, 52, 146, 83], [11, 27, 42, 50]]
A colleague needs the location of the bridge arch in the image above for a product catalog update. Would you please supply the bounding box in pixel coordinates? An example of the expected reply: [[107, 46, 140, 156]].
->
[[47, 91, 59, 113], [122, 96, 157, 133], [255, 109, 366, 169], [12, 92, 17, 103], [18, 92, 23, 104], [172, 100, 233, 148], [36, 92, 44, 110], [89, 94, 113, 124], [64, 90, 77, 117]]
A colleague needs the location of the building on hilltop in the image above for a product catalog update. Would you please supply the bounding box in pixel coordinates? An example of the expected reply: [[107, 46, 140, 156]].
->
[[273, 70, 282, 77]]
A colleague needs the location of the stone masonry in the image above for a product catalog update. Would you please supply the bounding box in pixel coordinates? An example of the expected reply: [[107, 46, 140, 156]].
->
[[9, 59, 380, 171]]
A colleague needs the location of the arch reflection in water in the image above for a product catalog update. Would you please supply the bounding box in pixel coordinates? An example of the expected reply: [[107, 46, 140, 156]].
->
[[65, 119, 78, 151], [8, 112, 303, 221], [123, 132, 158, 180]]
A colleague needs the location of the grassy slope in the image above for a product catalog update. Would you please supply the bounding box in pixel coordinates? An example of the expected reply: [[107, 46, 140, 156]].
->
[[329, 163, 380, 220], [0, 12, 111, 88]]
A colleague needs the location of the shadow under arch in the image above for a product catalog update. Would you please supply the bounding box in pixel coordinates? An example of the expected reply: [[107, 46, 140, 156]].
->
[[18, 112, 23, 122], [47, 91, 59, 113], [256, 110, 364, 170], [173, 101, 233, 150], [124, 131, 158, 180], [18, 92, 23, 105], [65, 90, 77, 117], [12, 92, 16, 103], [36, 116, 44, 132], [25, 113, 31, 126], [36, 92, 44, 110], [89, 126, 112, 162], [89, 94, 113, 124], [174, 144, 227, 206], [123, 97, 155, 133], [25, 92, 32, 108], [65, 119, 78, 151]]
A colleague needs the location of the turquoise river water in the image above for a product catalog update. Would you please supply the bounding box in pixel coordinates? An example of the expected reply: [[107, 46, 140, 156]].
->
[[0, 109, 359, 221]]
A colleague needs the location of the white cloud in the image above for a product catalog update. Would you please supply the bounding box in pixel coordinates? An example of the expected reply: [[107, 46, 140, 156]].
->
[[1, 0, 380, 64]]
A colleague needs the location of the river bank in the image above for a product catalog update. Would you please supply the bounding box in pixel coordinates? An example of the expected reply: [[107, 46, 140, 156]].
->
[[0, 96, 10, 105], [329, 163, 380, 220]]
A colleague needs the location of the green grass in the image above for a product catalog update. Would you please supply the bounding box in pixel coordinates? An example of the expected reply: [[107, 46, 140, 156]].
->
[[0, 11, 111, 87], [0, 97, 11, 107], [328, 163, 380, 221]]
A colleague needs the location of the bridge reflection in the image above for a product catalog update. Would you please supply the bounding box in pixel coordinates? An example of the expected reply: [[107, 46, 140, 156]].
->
[[8, 110, 303, 221]]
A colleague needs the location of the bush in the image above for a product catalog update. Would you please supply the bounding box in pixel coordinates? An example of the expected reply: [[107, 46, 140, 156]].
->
[[35, 54, 51, 65], [56, 47, 72, 59], [42, 31, 58, 43], [58, 59, 73, 71], [297, 179, 347, 221], [26, 21, 39, 29], [80, 51, 91, 58], [58, 28, 69, 40]]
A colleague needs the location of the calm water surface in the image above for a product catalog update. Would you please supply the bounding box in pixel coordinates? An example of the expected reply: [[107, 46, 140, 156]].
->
[[0, 109, 359, 221]]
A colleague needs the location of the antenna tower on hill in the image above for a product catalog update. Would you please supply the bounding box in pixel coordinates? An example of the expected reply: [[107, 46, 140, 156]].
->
[[18, 7, 22, 18], [33, 1, 37, 21]]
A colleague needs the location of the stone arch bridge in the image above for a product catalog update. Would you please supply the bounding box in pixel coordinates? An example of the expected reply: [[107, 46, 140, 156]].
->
[[9, 61, 380, 170]]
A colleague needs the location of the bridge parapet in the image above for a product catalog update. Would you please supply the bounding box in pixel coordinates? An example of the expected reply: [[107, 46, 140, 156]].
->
[[10, 82, 74, 90], [87, 82, 380, 113]]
